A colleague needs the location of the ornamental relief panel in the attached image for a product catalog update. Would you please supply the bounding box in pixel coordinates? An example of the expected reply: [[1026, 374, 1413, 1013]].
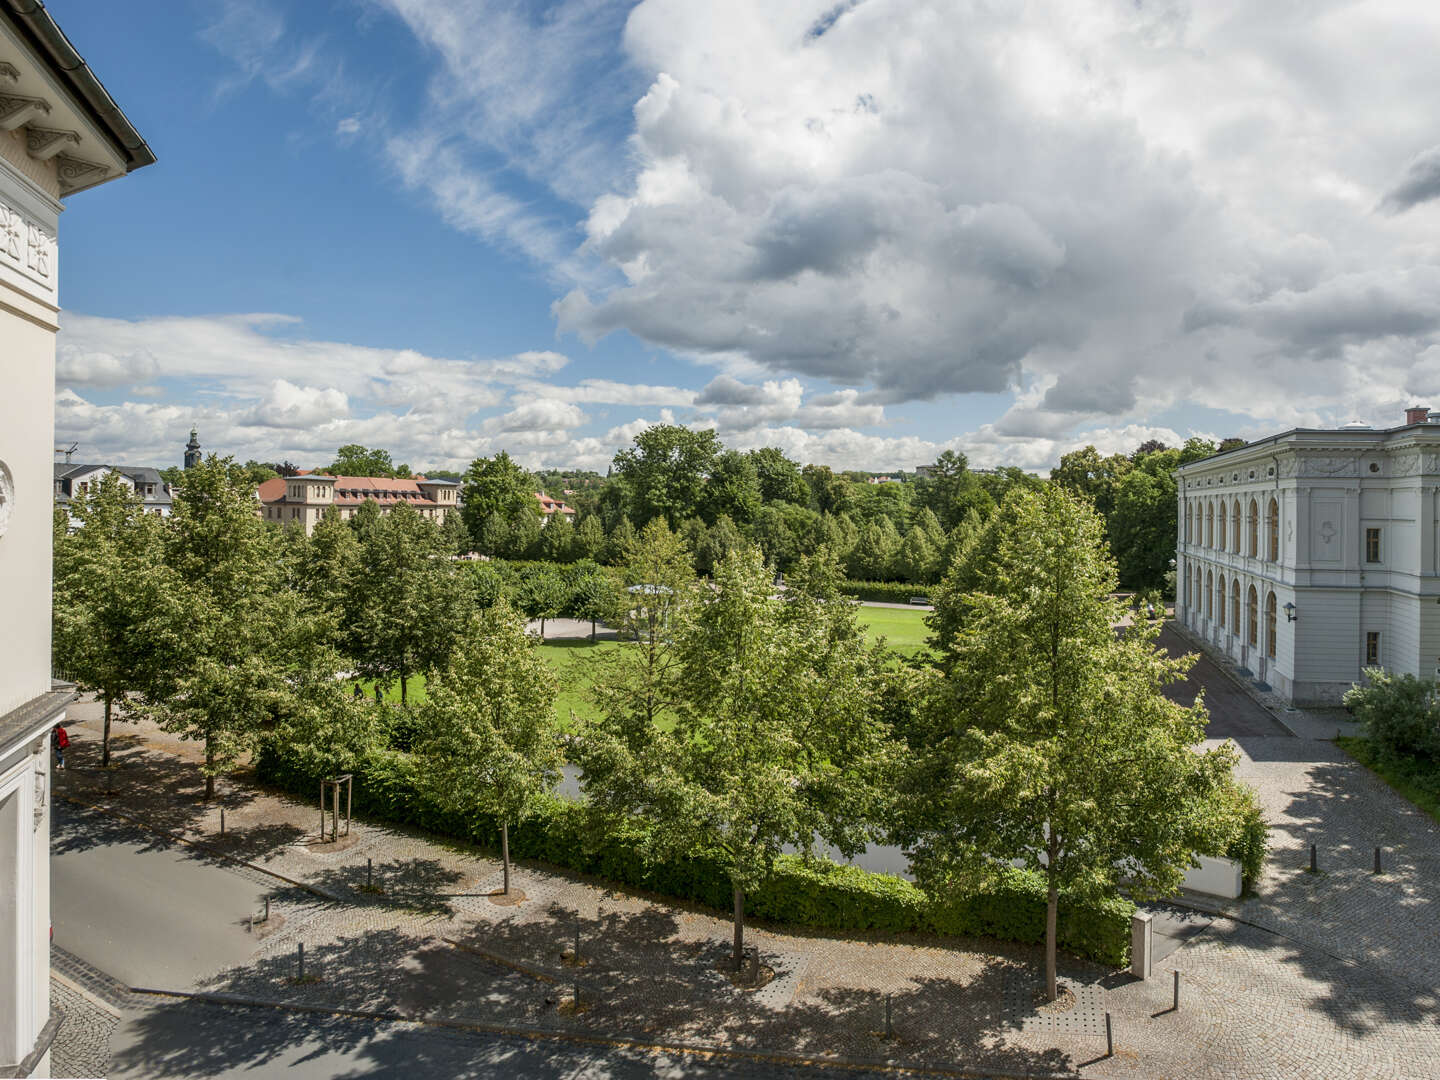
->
[[0, 195, 55, 290], [1297, 455, 1359, 477], [1391, 452, 1421, 476]]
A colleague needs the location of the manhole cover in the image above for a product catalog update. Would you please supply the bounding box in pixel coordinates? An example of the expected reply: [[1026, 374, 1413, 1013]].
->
[[1001, 972, 1105, 1036]]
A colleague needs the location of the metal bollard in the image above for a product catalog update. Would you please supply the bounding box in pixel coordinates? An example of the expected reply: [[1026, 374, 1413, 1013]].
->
[[573, 976, 580, 1009], [297, 942, 304, 980], [1310, 843, 1317, 872], [220, 808, 225, 836], [575, 920, 581, 966], [1105, 1012, 1113, 1057], [1173, 970, 1180, 1012], [367, 858, 373, 889], [1374, 846, 1382, 874], [265, 897, 270, 923], [884, 992, 894, 1039]]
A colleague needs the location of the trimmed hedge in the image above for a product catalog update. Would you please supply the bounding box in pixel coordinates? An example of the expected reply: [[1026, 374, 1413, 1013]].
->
[[257, 743, 1132, 966], [839, 580, 935, 604]]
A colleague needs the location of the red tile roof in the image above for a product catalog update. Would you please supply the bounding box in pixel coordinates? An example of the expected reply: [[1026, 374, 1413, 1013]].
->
[[258, 475, 448, 507]]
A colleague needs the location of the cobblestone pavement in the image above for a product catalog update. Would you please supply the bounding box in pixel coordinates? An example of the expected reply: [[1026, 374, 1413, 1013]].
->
[[54, 697, 1440, 1078], [50, 973, 121, 1078]]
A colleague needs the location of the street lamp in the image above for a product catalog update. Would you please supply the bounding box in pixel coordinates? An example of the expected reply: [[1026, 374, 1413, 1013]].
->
[[1284, 602, 1297, 623]]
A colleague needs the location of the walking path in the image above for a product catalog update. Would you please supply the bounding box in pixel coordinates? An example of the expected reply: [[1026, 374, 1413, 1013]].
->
[[48, 691, 1440, 1078]]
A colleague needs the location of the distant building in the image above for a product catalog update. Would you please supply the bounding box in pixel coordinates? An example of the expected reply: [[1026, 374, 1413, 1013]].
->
[[0, 4, 154, 1074], [183, 426, 201, 469], [867, 475, 899, 485], [257, 474, 460, 535], [535, 492, 576, 522], [54, 462, 173, 519]]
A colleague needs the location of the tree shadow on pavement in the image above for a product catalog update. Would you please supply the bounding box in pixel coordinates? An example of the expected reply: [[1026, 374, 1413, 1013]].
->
[[309, 857, 466, 915]]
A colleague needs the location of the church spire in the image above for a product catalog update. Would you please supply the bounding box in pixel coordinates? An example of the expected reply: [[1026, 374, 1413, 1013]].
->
[[184, 426, 201, 470]]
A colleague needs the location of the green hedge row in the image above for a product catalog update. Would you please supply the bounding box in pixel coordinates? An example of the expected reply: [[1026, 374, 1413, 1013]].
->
[[258, 743, 1132, 965], [839, 580, 935, 604]]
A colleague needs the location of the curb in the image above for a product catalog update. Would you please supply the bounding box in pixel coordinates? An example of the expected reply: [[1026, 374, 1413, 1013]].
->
[[125, 986, 1097, 1080], [1163, 621, 1301, 737], [58, 794, 345, 903]]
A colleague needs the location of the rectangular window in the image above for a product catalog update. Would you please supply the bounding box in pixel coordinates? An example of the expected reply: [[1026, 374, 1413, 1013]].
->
[[1365, 528, 1381, 563], [1366, 631, 1380, 667]]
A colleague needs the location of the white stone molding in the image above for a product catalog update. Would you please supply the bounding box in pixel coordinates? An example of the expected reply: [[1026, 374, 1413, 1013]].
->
[[1298, 455, 1360, 477], [24, 125, 78, 162], [0, 62, 17, 83], [0, 92, 50, 131]]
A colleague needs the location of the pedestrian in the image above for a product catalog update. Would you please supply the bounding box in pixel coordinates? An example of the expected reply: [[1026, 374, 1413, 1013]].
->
[[52, 724, 69, 771]]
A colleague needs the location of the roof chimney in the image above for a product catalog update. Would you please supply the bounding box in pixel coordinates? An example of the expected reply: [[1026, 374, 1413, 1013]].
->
[[1406, 406, 1431, 425]]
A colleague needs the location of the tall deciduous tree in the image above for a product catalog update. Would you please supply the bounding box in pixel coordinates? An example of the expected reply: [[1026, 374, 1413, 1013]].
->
[[325, 444, 406, 478], [916, 450, 994, 530], [460, 452, 538, 541], [418, 602, 561, 895], [53, 473, 180, 767], [576, 544, 892, 969], [573, 514, 607, 562], [748, 447, 809, 506], [147, 456, 307, 799], [611, 424, 720, 527], [354, 502, 465, 703], [905, 487, 1236, 999]]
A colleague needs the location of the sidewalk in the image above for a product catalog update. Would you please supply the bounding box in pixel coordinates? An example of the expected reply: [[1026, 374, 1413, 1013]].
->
[[54, 698, 1440, 1079]]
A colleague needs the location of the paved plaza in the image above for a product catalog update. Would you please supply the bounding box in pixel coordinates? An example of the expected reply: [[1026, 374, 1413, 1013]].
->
[[45, 643, 1440, 1078]]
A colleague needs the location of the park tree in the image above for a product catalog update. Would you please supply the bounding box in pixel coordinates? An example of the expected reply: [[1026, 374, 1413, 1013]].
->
[[694, 514, 744, 575], [304, 507, 362, 655], [539, 510, 576, 562], [847, 518, 901, 580], [903, 487, 1237, 999], [478, 510, 510, 557], [505, 506, 542, 560], [577, 545, 893, 969], [418, 602, 561, 895], [1048, 445, 1132, 521], [603, 515, 637, 565], [898, 526, 939, 584], [916, 450, 993, 530], [460, 452, 538, 541], [517, 564, 568, 639], [801, 463, 851, 516], [571, 566, 624, 641], [325, 444, 406, 478], [52, 472, 181, 767], [440, 505, 473, 555], [354, 502, 465, 703], [749, 447, 809, 506], [703, 450, 763, 525], [146, 456, 310, 799], [573, 514, 607, 562], [611, 424, 720, 526], [349, 498, 384, 542]]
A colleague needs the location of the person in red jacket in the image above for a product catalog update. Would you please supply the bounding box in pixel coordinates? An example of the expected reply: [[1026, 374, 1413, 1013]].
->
[[52, 724, 69, 771]]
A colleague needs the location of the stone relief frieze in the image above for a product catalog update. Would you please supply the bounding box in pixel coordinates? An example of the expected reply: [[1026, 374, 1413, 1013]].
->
[[1278, 456, 1300, 478], [1299, 456, 1359, 477], [0, 200, 20, 260], [25, 221, 50, 277], [0, 195, 55, 290], [1425, 452, 1440, 475], [1391, 453, 1420, 476]]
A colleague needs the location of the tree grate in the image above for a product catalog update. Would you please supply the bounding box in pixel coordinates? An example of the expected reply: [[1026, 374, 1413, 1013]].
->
[[1000, 972, 1106, 1036]]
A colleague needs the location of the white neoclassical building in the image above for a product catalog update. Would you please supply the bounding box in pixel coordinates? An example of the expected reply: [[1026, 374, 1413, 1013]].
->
[[0, 5, 152, 1075], [1176, 406, 1440, 705]]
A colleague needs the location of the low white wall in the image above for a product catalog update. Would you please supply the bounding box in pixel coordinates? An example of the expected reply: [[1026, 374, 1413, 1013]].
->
[[1182, 855, 1243, 899]]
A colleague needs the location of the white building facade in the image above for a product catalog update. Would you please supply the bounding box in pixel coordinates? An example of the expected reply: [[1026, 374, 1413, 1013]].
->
[[1176, 407, 1440, 705], [0, 4, 152, 1075]]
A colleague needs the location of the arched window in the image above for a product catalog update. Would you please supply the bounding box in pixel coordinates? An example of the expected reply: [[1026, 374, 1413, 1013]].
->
[[1206, 503, 1214, 547], [1265, 591, 1277, 659], [1205, 570, 1213, 618], [1248, 499, 1259, 556], [1232, 499, 1241, 551], [1231, 579, 1240, 630], [1217, 502, 1227, 552], [1217, 575, 1226, 629], [1248, 585, 1258, 646], [1267, 498, 1279, 562]]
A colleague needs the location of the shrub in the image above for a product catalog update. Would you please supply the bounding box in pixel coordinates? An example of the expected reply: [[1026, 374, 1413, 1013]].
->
[[1221, 785, 1269, 887], [257, 742, 1133, 966], [1344, 669, 1440, 763], [839, 580, 933, 604]]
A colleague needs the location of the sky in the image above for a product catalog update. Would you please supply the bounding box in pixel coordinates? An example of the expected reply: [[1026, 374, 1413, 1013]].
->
[[45, 0, 1440, 475]]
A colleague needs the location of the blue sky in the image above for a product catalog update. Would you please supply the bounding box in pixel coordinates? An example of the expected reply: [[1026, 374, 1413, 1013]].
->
[[48, 0, 1440, 474]]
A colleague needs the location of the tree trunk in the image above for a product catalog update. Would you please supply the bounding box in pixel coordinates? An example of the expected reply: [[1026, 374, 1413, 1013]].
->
[[540, 616, 547, 639], [400, 674, 408, 704], [204, 738, 215, 802], [732, 884, 745, 971], [101, 692, 112, 768], [591, 618, 597, 642], [1045, 860, 1059, 1002], [374, 684, 382, 703], [501, 820, 511, 895]]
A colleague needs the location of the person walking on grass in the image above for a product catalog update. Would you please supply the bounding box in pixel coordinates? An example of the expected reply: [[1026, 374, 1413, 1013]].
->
[[52, 724, 69, 771]]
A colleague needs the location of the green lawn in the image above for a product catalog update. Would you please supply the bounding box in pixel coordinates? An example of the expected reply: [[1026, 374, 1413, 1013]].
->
[[358, 603, 931, 726]]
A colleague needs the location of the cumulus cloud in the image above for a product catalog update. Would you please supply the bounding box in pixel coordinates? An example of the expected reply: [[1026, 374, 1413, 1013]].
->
[[1380, 146, 1440, 214]]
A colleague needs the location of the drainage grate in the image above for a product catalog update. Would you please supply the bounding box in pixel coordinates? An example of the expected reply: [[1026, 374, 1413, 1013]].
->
[[1000, 972, 1106, 1036]]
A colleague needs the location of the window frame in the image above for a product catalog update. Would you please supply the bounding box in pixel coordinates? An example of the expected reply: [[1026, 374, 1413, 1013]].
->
[[1365, 527, 1382, 564], [1365, 631, 1380, 667]]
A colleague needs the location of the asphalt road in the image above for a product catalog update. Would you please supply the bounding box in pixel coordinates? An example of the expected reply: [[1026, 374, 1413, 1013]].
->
[[1156, 626, 1292, 739], [107, 998, 909, 1080], [51, 799, 273, 988]]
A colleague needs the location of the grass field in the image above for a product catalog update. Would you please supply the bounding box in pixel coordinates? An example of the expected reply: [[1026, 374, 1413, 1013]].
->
[[359, 604, 931, 726]]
